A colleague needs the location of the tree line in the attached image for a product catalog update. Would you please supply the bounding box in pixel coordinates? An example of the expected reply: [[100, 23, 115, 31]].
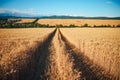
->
[[0, 18, 120, 28]]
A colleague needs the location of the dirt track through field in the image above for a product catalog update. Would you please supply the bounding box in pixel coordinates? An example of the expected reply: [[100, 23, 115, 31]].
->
[[1, 28, 114, 80], [31, 28, 112, 80]]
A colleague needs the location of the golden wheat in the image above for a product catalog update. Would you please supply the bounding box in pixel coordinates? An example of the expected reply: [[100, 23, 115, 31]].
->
[[0, 28, 55, 79], [37, 19, 120, 26], [0, 27, 120, 80], [60, 28, 120, 79], [16, 18, 35, 23]]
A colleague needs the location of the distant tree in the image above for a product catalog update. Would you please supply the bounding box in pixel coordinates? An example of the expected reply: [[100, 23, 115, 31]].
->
[[93, 25, 96, 28], [116, 24, 120, 27], [81, 23, 89, 27], [112, 25, 115, 28], [107, 24, 111, 27], [69, 24, 77, 27]]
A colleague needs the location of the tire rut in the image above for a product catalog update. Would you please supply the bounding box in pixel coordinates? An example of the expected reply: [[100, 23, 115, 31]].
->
[[46, 28, 80, 80], [0, 28, 57, 80], [16, 28, 57, 80], [58, 28, 113, 80], [32, 28, 57, 80]]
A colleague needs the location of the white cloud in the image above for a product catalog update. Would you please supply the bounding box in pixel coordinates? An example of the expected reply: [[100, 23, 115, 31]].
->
[[106, 1, 113, 4], [0, 8, 41, 16], [11, 8, 40, 15], [27, 8, 40, 15], [0, 8, 7, 13]]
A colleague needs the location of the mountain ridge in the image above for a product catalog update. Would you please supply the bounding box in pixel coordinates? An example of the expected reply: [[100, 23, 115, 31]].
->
[[0, 13, 120, 19]]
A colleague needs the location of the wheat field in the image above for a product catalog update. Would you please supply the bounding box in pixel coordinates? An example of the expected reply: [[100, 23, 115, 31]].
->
[[16, 18, 35, 23], [0, 28, 120, 80], [60, 28, 120, 80], [0, 28, 55, 80], [37, 19, 120, 26]]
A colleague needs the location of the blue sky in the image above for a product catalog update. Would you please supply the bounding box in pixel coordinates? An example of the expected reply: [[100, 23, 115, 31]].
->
[[0, 0, 120, 17]]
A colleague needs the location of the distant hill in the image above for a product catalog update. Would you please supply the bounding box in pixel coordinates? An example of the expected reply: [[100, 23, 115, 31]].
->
[[0, 13, 120, 20], [38, 15, 120, 20]]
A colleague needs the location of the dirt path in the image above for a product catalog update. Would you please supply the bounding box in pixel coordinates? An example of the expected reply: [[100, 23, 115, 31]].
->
[[46, 28, 80, 80], [33, 28, 112, 80]]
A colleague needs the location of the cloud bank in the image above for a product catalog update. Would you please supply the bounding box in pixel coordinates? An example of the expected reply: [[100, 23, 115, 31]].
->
[[0, 8, 40, 17]]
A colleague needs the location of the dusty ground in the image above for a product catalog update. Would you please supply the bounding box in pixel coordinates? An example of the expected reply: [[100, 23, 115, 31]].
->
[[37, 19, 120, 26]]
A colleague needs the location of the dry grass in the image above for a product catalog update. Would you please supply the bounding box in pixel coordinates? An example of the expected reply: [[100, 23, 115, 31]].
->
[[16, 18, 35, 23], [60, 28, 120, 79], [37, 19, 120, 26]]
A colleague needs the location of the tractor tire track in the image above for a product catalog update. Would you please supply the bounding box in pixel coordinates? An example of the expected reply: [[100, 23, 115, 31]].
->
[[16, 28, 57, 80], [58, 28, 113, 80], [46, 29, 80, 80], [0, 29, 57, 80], [31, 28, 57, 80]]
